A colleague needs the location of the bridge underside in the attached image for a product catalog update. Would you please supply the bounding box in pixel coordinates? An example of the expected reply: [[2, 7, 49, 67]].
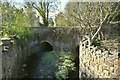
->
[[40, 41, 53, 51]]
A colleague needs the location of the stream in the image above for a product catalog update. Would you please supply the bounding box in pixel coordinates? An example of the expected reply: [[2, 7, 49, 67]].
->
[[17, 50, 79, 79]]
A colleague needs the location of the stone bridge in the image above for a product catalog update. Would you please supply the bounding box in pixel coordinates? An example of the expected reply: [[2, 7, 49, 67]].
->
[[1, 22, 120, 79], [34, 27, 81, 53], [1, 27, 82, 78]]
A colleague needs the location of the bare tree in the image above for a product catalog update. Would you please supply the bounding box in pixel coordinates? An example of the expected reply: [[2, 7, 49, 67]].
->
[[65, 2, 120, 44], [25, 0, 59, 27]]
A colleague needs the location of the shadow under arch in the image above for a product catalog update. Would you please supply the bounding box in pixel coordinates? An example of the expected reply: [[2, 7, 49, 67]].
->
[[40, 40, 53, 51]]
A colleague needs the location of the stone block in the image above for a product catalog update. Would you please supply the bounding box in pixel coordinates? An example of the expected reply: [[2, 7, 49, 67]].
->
[[109, 67, 114, 74], [118, 66, 120, 75], [90, 57, 94, 62], [105, 60, 114, 67], [81, 66, 85, 72], [90, 66, 94, 72], [92, 52, 96, 56], [113, 67, 118, 74], [101, 62, 106, 67], [80, 62, 84, 67], [86, 62, 89, 67], [114, 52, 119, 57], [90, 49, 94, 53], [85, 67, 89, 73], [82, 59, 85, 63], [96, 50, 101, 55], [2, 38, 11, 46], [91, 62, 95, 67], [99, 73, 104, 78], [114, 59, 119, 65], [114, 65, 118, 70], [110, 73, 118, 78], [94, 71, 99, 78], [100, 58, 105, 63], [96, 58, 100, 64], [104, 65, 109, 71], [103, 51, 109, 58], [103, 69, 109, 77], [93, 55, 97, 61], [94, 65, 98, 75], [98, 65, 102, 72]]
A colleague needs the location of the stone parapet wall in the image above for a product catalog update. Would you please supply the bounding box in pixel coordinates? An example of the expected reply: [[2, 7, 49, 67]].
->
[[79, 41, 120, 78], [2, 38, 40, 78]]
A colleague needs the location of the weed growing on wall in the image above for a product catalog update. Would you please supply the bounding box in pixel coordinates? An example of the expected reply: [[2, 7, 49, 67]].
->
[[92, 39, 101, 47]]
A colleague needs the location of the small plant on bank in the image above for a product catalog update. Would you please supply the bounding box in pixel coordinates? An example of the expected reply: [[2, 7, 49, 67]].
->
[[40, 51, 76, 79], [55, 51, 76, 80], [92, 39, 101, 47]]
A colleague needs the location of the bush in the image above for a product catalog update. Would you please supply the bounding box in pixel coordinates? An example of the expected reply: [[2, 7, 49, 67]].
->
[[40, 51, 76, 79], [2, 26, 34, 46], [55, 51, 76, 80]]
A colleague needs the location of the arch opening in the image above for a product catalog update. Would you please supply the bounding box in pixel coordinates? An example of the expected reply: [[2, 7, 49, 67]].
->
[[40, 41, 53, 51]]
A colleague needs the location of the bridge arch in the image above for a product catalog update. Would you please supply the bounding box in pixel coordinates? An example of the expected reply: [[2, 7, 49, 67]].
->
[[40, 40, 53, 51]]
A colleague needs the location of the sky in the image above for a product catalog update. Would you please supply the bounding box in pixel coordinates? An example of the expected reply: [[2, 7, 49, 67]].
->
[[5, 0, 69, 11], [3, 0, 69, 22]]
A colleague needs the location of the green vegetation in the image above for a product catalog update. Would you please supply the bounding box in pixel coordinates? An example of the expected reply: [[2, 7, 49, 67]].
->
[[42, 51, 58, 67], [92, 39, 101, 47], [41, 51, 76, 79], [1, 2, 37, 46], [1, 0, 59, 41], [2, 25, 34, 46], [1, 1, 120, 43], [55, 2, 120, 43], [55, 51, 76, 79]]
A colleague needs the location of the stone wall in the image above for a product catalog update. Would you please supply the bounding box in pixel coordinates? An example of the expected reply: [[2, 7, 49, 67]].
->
[[34, 27, 81, 56], [2, 38, 40, 78], [79, 40, 120, 78]]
